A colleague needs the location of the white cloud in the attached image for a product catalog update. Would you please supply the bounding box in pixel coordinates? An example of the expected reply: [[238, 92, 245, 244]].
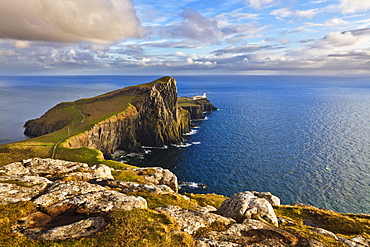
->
[[0, 0, 141, 44], [245, 0, 275, 9], [323, 31, 364, 46], [159, 8, 224, 43], [271, 8, 318, 20], [270, 8, 293, 18], [338, 0, 370, 14]]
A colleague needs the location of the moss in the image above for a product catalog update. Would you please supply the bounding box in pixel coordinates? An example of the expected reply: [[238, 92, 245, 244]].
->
[[274, 205, 367, 246], [184, 193, 228, 209], [128, 193, 199, 209], [95, 209, 194, 247], [193, 220, 230, 239], [112, 169, 147, 184], [0, 201, 38, 247]]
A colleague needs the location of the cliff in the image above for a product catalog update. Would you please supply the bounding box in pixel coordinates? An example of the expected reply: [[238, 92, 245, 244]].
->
[[23, 76, 191, 158], [179, 97, 217, 120]]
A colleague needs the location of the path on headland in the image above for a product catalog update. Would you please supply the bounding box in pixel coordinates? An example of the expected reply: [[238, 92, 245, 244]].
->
[[51, 103, 86, 159]]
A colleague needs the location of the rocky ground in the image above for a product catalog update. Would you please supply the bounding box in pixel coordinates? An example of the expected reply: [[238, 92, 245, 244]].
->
[[0, 158, 369, 246]]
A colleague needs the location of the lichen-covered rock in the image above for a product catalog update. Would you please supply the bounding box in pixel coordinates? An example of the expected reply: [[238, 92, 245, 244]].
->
[[155, 205, 234, 235], [36, 217, 106, 241], [0, 175, 51, 204], [0, 162, 30, 176], [218, 191, 279, 227], [251, 191, 280, 206], [312, 228, 338, 240], [98, 179, 175, 194], [131, 166, 179, 193], [195, 239, 239, 247], [70, 190, 147, 214], [33, 181, 106, 208], [1, 158, 114, 181], [201, 220, 298, 247]]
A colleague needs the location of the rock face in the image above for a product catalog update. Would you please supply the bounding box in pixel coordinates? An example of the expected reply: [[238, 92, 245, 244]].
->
[[180, 97, 217, 120], [24, 77, 191, 158]]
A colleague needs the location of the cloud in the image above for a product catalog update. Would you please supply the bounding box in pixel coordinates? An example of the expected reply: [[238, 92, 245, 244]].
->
[[212, 44, 276, 56], [271, 8, 318, 20], [0, 0, 141, 44], [338, 0, 370, 14], [245, 0, 274, 9], [161, 8, 223, 43]]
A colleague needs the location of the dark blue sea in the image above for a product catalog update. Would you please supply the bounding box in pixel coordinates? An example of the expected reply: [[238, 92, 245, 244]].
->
[[1, 75, 369, 214]]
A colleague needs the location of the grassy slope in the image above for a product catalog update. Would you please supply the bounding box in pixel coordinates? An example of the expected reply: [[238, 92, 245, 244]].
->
[[0, 78, 167, 167]]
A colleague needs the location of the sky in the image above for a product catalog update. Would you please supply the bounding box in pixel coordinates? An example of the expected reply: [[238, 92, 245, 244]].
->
[[0, 0, 369, 75]]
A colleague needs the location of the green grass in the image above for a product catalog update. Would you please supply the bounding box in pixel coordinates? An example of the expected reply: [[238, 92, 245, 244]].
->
[[184, 193, 228, 209], [274, 205, 368, 246], [0, 203, 193, 247]]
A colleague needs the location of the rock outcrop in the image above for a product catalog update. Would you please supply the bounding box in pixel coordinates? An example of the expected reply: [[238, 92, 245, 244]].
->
[[1, 158, 369, 246], [218, 191, 279, 227], [180, 97, 217, 120], [24, 77, 191, 158]]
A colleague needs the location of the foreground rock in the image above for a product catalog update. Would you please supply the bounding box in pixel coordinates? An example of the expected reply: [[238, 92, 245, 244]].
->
[[218, 191, 279, 227], [1, 158, 369, 246]]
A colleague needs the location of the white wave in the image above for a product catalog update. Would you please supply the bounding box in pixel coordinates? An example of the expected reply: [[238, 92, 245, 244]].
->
[[171, 143, 192, 148], [141, 145, 168, 149], [192, 141, 201, 145], [179, 181, 207, 189], [183, 129, 198, 136]]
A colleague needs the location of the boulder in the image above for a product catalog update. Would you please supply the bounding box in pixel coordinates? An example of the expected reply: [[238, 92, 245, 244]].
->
[[131, 167, 178, 193], [251, 191, 280, 206], [195, 239, 239, 247], [155, 205, 234, 235], [218, 191, 279, 227], [199, 219, 298, 247], [312, 228, 338, 240], [36, 217, 106, 241], [1, 158, 114, 181], [97, 179, 175, 194], [0, 175, 51, 204], [33, 181, 106, 208], [33, 181, 147, 216]]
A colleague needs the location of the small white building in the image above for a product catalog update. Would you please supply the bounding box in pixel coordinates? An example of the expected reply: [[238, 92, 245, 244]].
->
[[190, 92, 207, 100]]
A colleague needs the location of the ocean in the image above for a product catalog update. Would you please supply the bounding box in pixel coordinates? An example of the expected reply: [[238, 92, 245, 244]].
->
[[1, 75, 369, 214]]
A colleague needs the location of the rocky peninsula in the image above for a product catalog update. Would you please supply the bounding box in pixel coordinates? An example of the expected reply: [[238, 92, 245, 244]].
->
[[0, 77, 369, 246]]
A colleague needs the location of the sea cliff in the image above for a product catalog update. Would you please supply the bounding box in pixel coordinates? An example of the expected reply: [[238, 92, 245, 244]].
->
[[24, 76, 191, 158]]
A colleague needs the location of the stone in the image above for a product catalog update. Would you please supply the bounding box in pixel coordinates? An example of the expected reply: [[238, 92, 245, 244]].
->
[[312, 228, 338, 240], [337, 236, 358, 247], [98, 179, 175, 194], [34, 181, 147, 216], [0, 175, 51, 204], [37, 217, 106, 241], [251, 191, 280, 206], [131, 167, 179, 193], [0, 162, 31, 176], [352, 236, 370, 246], [33, 181, 106, 208], [195, 239, 239, 247], [218, 191, 279, 227], [200, 219, 298, 247], [155, 205, 235, 235]]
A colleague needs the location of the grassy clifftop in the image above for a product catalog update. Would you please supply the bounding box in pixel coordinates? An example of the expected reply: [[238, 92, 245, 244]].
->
[[0, 76, 178, 167]]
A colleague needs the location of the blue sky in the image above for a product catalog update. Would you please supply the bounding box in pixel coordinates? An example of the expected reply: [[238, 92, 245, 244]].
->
[[0, 0, 369, 75]]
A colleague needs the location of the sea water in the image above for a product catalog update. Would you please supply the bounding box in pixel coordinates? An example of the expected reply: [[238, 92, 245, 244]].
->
[[1, 75, 369, 214]]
